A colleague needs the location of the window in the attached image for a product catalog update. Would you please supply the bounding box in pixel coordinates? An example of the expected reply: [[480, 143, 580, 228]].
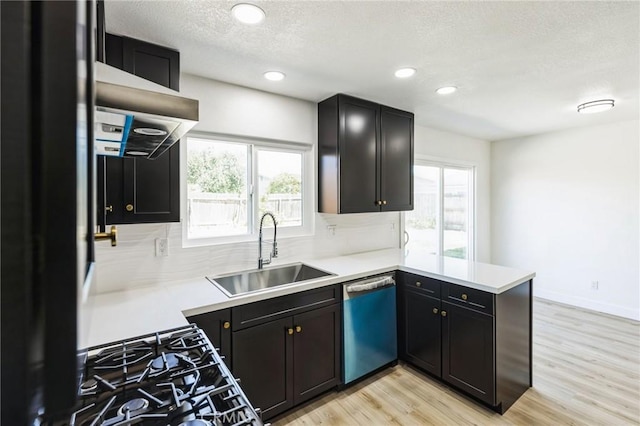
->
[[257, 150, 302, 228], [185, 136, 312, 244], [404, 162, 474, 259]]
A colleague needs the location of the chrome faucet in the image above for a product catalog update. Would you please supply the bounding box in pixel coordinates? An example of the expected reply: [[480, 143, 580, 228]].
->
[[258, 212, 278, 269]]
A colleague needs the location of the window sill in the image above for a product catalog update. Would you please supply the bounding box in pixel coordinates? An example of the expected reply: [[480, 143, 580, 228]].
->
[[182, 227, 314, 249]]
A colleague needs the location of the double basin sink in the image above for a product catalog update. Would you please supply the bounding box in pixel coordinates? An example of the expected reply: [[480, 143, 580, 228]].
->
[[207, 263, 335, 297]]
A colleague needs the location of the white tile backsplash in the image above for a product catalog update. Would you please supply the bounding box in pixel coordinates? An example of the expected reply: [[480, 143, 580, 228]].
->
[[94, 212, 400, 294]]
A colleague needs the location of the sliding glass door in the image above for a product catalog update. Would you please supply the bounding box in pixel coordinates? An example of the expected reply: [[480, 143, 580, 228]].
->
[[405, 163, 474, 259]]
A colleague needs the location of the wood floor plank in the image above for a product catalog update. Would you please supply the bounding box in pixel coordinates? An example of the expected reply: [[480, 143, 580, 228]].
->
[[274, 298, 640, 425]]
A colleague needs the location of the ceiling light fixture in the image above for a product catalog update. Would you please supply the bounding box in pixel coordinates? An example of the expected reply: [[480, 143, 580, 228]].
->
[[394, 68, 416, 78], [436, 86, 457, 95], [264, 71, 285, 81], [577, 99, 615, 114], [231, 3, 265, 25]]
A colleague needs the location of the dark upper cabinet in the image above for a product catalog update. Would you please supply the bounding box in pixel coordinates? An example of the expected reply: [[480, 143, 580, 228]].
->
[[186, 309, 232, 365], [97, 33, 180, 227], [121, 36, 180, 90], [318, 94, 414, 214], [379, 106, 414, 211], [104, 33, 179, 89]]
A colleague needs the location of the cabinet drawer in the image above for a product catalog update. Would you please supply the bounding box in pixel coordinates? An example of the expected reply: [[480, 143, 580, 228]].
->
[[443, 283, 494, 315], [232, 285, 340, 331], [400, 272, 441, 298]]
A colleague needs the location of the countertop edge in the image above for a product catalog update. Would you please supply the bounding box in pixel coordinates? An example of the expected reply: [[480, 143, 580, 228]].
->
[[398, 266, 536, 294], [181, 263, 536, 317], [85, 250, 536, 347]]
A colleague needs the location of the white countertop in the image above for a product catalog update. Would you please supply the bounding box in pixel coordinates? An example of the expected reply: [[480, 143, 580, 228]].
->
[[83, 249, 535, 348]]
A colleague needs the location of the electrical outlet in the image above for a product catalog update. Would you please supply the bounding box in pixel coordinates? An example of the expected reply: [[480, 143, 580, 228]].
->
[[326, 225, 336, 237], [155, 238, 169, 257], [591, 280, 599, 290]]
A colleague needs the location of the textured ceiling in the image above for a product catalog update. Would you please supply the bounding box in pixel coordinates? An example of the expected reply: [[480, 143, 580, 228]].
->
[[105, 1, 639, 141]]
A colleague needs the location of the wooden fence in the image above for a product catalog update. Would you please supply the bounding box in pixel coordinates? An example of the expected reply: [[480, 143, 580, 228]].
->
[[188, 193, 302, 230]]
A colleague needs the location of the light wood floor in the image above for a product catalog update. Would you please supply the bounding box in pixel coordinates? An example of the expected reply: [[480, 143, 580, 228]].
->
[[274, 298, 640, 425]]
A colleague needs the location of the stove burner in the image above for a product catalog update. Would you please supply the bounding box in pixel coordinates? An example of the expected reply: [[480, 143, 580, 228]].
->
[[179, 420, 212, 426], [56, 325, 263, 426], [117, 397, 149, 416], [151, 352, 181, 371], [80, 378, 98, 392]]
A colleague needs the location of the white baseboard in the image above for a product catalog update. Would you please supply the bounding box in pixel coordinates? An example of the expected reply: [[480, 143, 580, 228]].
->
[[535, 288, 640, 321]]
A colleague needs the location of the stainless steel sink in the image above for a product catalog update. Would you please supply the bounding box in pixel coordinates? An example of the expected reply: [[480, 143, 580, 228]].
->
[[207, 263, 335, 297]]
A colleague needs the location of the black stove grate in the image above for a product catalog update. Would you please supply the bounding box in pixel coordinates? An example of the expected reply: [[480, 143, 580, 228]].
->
[[44, 324, 263, 426]]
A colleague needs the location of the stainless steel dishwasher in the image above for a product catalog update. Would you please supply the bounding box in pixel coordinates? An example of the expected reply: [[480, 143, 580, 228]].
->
[[343, 274, 398, 384]]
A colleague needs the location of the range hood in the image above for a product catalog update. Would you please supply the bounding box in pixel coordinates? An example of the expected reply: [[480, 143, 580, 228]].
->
[[95, 62, 199, 159]]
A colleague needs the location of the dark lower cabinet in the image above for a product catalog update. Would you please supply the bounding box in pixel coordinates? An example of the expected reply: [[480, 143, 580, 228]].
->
[[292, 304, 341, 404], [232, 317, 293, 419], [186, 309, 231, 364], [441, 301, 495, 405], [399, 289, 441, 376], [397, 271, 531, 414], [230, 287, 342, 421]]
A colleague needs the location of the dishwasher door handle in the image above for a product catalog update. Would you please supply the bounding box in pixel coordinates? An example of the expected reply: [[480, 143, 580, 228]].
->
[[345, 276, 395, 293]]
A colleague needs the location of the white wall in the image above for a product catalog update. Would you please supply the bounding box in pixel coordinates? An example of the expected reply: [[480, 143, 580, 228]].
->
[[94, 75, 493, 293], [413, 126, 492, 262], [180, 74, 315, 144], [94, 75, 400, 293], [491, 120, 639, 320]]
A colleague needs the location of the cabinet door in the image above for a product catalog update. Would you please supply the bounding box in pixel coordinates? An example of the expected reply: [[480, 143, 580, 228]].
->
[[399, 289, 442, 376], [98, 34, 180, 227], [338, 96, 379, 213], [441, 301, 495, 405], [187, 309, 231, 366], [292, 304, 341, 405], [99, 134, 180, 224], [232, 317, 293, 420], [380, 106, 413, 211], [121, 36, 180, 90], [121, 146, 179, 223]]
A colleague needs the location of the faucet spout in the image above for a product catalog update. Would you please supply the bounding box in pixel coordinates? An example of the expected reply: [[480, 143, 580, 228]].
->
[[258, 212, 278, 269]]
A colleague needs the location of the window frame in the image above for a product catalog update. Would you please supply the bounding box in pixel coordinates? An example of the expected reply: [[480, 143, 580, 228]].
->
[[402, 155, 476, 260], [181, 132, 315, 248]]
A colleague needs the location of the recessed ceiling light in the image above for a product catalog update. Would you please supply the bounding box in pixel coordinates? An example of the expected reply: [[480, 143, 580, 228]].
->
[[231, 3, 265, 25], [577, 99, 615, 114], [264, 71, 285, 81], [394, 68, 416, 78], [436, 86, 457, 95]]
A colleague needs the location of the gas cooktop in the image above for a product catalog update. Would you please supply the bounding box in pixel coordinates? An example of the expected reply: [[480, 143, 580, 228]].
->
[[46, 324, 263, 426]]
